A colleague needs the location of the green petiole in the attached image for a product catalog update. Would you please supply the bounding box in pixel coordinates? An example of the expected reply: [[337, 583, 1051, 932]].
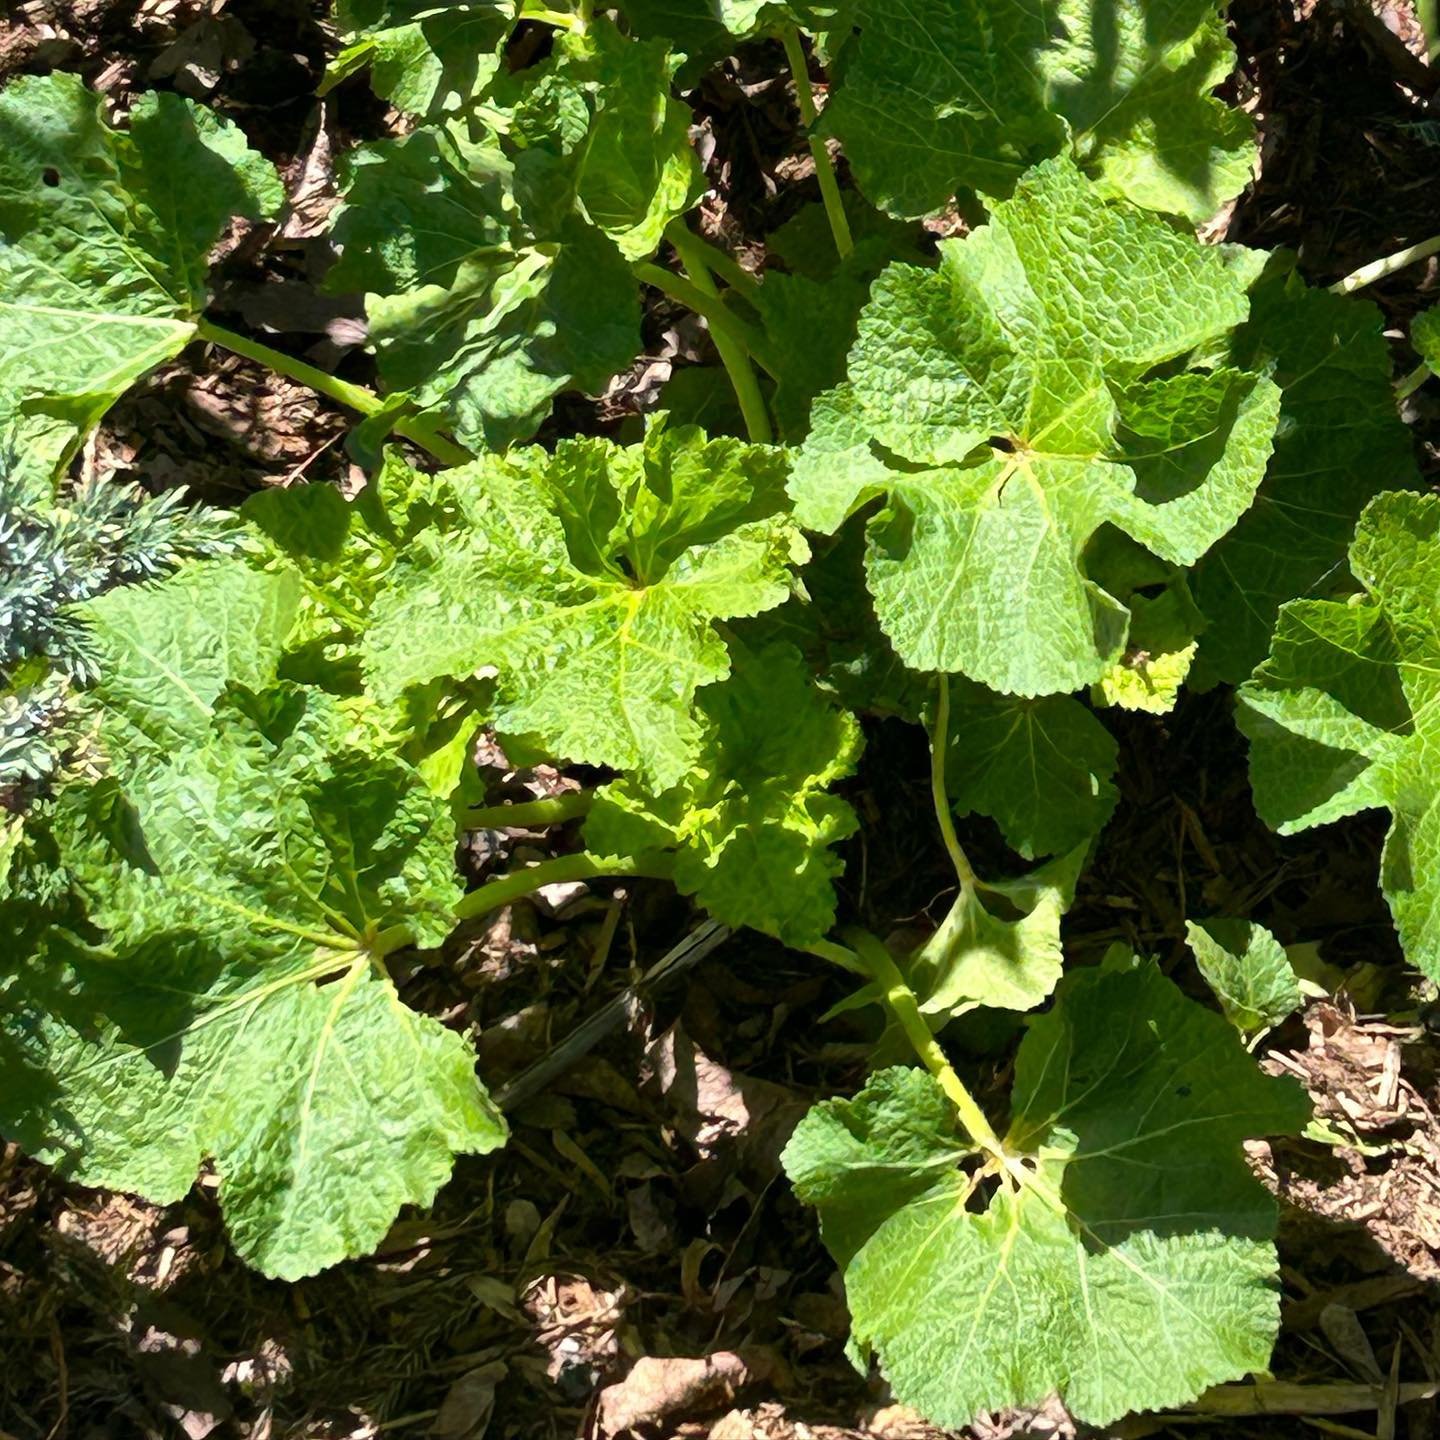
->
[[194, 320, 473, 467], [464, 791, 595, 829], [780, 25, 853, 263], [453, 852, 673, 922], [662, 225, 775, 443]]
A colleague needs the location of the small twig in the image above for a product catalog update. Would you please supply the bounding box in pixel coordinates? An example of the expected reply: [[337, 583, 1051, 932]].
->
[[1186, 1379, 1440, 1417], [495, 919, 732, 1111]]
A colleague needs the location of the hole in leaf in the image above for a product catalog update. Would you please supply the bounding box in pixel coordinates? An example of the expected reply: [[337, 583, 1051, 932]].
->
[[42, 167, 60, 187], [988, 435, 1016, 453]]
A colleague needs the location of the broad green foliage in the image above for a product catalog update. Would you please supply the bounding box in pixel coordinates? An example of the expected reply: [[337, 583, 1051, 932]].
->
[[0, 74, 280, 493], [1192, 268, 1420, 684], [324, 0, 512, 115], [1415, 304, 1440, 377], [586, 641, 861, 944], [1186, 918, 1303, 1033], [0, 558, 505, 1279], [328, 16, 699, 449], [945, 681, 1117, 859], [784, 958, 1310, 1426], [791, 157, 1280, 697], [815, 0, 1253, 223], [363, 422, 802, 788], [1239, 491, 1440, 981]]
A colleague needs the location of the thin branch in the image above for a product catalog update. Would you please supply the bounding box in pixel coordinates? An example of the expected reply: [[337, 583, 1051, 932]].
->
[[1330, 233, 1440, 295], [465, 792, 594, 829], [453, 852, 671, 922], [930, 676, 979, 892], [780, 24, 853, 261], [633, 261, 783, 381], [1396, 361, 1433, 401], [195, 320, 472, 466], [663, 226, 774, 443], [842, 929, 1009, 1159]]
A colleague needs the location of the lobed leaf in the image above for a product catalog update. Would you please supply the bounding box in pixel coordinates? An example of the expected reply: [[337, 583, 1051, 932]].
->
[[363, 422, 803, 788], [0, 75, 280, 493], [1, 558, 505, 1279], [790, 157, 1279, 698], [1192, 268, 1421, 684], [1239, 490, 1440, 980], [784, 957, 1310, 1427], [585, 640, 861, 945], [327, 17, 699, 449], [817, 0, 1253, 222]]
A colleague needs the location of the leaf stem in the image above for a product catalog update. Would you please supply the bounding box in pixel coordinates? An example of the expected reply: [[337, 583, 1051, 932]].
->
[[635, 261, 783, 391], [930, 676, 980, 893], [663, 220, 762, 306], [1330, 233, 1440, 295], [453, 852, 670, 921], [194, 320, 472, 466], [842, 928, 1008, 1158], [780, 24, 853, 262], [1397, 361, 1433, 401], [662, 227, 774, 443], [464, 791, 594, 829]]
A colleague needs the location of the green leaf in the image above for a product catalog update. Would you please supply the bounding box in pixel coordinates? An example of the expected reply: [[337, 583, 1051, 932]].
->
[[1087, 533, 1205, 714], [1185, 918, 1303, 1033], [903, 847, 1087, 1018], [790, 157, 1279, 698], [585, 640, 860, 944], [1238, 490, 1440, 981], [1192, 272, 1416, 688], [323, 0, 512, 114], [2, 556, 505, 1278], [0, 75, 281, 490], [820, 0, 1253, 222], [945, 681, 1118, 859], [783, 958, 1310, 1427], [327, 18, 698, 449], [79, 560, 302, 756], [750, 203, 925, 442], [618, 1, 849, 61], [363, 422, 802, 788], [1192, 268, 1422, 684], [1415, 304, 1440, 376]]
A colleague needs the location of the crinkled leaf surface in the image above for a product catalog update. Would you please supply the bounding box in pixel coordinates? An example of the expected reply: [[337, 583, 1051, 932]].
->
[[946, 680, 1118, 859], [1185, 918, 1302, 1033], [0, 74, 280, 492], [328, 18, 697, 448], [585, 641, 860, 944], [783, 959, 1309, 1427], [750, 204, 925, 442], [790, 158, 1279, 697], [363, 423, 801, 788], [1239, 491, 1440, 980], [819, 0, 1253, 222], [1192, 269, 1421, 684], [0, 559, 505, 1280]]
